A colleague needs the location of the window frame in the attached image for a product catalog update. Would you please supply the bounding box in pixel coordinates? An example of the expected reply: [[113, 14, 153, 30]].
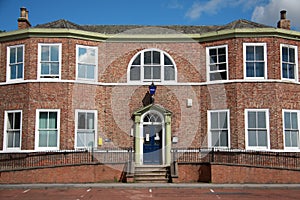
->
[[206, 45, 228, 82], [6, 44, 24, 82], [280, 44, 298, 82], [3, 110, 22, 151], [75, 110, 97, 149], [35, 109, 60, 151], [37, 43, 62, 80], [76, 45, 98, 82], [245, 109, 270, 150], [127, 48, 177, 83], [207, 109, 230, 148], [243, 43, 267, 80], [282, 109, 300, 151]]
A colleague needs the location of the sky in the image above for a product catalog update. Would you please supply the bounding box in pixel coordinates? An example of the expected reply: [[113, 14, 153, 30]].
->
[[0, 0, 300, 32]]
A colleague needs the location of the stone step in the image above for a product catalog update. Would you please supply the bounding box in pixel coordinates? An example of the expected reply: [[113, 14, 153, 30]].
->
[[133, 165, 170, 183]]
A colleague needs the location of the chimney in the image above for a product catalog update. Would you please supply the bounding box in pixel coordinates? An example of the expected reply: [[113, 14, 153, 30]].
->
[[277, 10, 290, 30], [18, 7, 31, 29]]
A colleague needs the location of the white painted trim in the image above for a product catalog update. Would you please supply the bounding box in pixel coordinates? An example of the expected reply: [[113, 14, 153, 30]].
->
[[74, 109, 98, 149], [243, 43, 268, 80], [3, 110, 22, 152], [280, 44, 299, 82], [6, 44, 25, 82], [282, 109, 300, 151], [37, 43, 62, 80], [207, 109, 230, 149], [206, 44, 228, 82], [35, 109, 60, 151], [76, 45, 98, 82], [245, 109, 270, 150], [127, 48, 177, 83]]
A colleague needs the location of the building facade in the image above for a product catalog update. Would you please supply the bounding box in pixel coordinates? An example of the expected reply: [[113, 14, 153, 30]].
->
[[1, 8, 300, 167]]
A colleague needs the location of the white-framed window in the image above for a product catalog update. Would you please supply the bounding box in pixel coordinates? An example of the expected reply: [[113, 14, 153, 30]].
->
[[206, 45, 228, 81], [208, 110, 230, 148], [38, 43, 61, 79], [75, 110, 97, 149], [245, 109, 270, 150], [35, 109, 60, 151], [243, 43, 267, 79], [283, 110, 300, 150], [3, 110, 22, 151], [281, 44, 298, 81], [7, 45, 24, 81], [128, 48, 176, 83], [76, 45, 98, 81]]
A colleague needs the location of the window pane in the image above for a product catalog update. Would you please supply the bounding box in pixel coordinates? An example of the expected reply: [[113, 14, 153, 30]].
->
[[220, 72, 227, 80], [17, 47, 23, 63], [130, 66, 140, 80], [164, 55, 172, 65], [255, 62, 264, 77], [257, 112, 266, 128], [41, 46, 49, 61], [220, 130, 228, 146], [10, 65, 17, 79], [255, 46, 264, 60], [14, 112, 21, 129], [14, 131, 20, 147], [248, 130, 257, 146], [219, 63, 226, 71], [86, 132, 95, 147], [86, 65, 95, 79], [144, 66, 151, 79], [289, 48, 295, 63], [291, 112, 298, 129], [78, 64, 86, 78], [78, 47, 87, 63], [284, 112, 291, 129], [258, 130, 267, 146], [17, 64, 23, 79], [49, 112, 57, 129], [10, 48, 16, 63], [210, 56, 217, 64], [77, 132, 85, 147], [209, 49, 217, 56], [48, 131, 57, 147], [219, 112, 227, 128], [39, 112, 48, 128], [218, 47, 226, 55], [50, 63, 59, 75], [246, 62, 254, 77], [282, 47, 288, 62], [211, 112, 218, 129], [282, 63, 288, 78], [246, 46, 254, 60], [211, 131, 219, 146], [87, 113, 94, 129], [288, 64, 295, 79], [285, 131, 291, 147], [51, 46, 59, 61], [248, 112, 256, 128], [164, 65, 175, 80], [39, 131, 47, 147], [7, 113, 13, 129], [41, 63, 50, 75], [78, 112, 86, 129], [291, 131, 298, 147], [133, 54, 140, 65], [153, 66, 161, 79], [219, 55, 226, 63], [144, 51, 151, 64], [7, 132, 14, 148], [153, 51, 160, 64]]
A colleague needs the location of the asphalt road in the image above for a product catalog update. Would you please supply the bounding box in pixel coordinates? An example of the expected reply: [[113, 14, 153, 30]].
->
[[1, 186, 300, 200]]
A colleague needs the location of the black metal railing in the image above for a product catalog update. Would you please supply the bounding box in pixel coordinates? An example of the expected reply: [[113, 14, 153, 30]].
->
[[171, 148, 300, 170], [0, 148, 133, 171]]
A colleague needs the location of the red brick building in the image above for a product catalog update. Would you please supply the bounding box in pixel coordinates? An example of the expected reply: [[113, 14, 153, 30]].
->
[[0, 8, 300, 173]]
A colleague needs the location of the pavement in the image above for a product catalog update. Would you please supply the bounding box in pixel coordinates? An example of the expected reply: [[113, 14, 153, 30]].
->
[[1, 183, 300, 189]]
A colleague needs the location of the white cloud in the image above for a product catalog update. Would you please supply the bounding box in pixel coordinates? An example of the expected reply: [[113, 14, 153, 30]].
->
[[251, 0, 300, 30], [167, 0, 184, 9]]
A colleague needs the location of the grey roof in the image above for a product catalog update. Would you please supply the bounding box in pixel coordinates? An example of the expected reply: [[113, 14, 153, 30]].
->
[[35, 19, 273, 35]]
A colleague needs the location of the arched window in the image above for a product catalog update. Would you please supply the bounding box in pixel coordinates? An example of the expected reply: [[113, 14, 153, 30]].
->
[[128, 49, 176, 82], [143, 113, 162, 123]]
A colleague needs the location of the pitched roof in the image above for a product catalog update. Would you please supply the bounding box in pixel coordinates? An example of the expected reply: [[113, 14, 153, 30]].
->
[[35, 19, 273, 35]]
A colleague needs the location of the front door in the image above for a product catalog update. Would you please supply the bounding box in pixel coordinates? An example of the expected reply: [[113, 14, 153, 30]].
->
[[143, 125, 162, 165]]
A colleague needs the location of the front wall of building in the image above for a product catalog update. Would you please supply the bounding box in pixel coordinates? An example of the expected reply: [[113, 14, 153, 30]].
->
[[0, 32, 300, 152]]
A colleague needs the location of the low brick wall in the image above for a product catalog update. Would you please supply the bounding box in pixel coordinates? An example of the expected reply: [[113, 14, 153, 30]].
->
[[211, 164, 300, 184], [0, 164, 125, 184], [173, 163, 211, 183]]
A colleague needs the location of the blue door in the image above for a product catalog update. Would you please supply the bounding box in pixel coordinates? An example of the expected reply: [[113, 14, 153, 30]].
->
[[143, 125, 162, 165]]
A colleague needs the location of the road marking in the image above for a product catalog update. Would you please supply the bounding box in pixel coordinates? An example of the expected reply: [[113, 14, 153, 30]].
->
[[210, 188, 221, 199], [22, 189, 30, 193], [87, 188, 91, 192], [210, 189, 215, 193]]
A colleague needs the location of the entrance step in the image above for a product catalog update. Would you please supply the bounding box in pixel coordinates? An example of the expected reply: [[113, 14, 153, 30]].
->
[[134, 165, 170, 183]]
